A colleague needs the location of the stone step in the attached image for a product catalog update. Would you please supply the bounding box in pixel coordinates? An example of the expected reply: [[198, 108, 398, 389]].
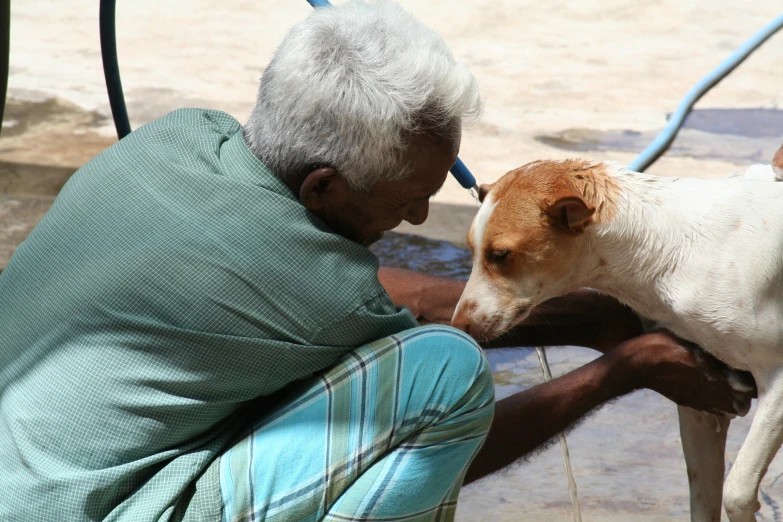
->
[[0, 194, 55, 269]]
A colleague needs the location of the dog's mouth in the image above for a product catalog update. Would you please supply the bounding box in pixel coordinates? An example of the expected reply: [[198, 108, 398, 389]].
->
[[473, 305, 532, 343]]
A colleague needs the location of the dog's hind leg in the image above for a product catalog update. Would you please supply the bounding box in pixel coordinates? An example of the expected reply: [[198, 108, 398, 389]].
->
[[679, 406, 731, 522], [723, 370, 783, 522]]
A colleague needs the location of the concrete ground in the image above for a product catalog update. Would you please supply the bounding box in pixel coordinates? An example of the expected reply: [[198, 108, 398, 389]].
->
[[3, 0, 783, 520], [4, 0, 783, 249]]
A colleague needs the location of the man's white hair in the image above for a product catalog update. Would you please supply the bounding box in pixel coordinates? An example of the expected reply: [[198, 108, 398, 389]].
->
[[244, 0, 482, 192]]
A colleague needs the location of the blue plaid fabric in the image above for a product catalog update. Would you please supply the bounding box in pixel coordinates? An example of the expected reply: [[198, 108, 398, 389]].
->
[[219, 326, 495, 522]]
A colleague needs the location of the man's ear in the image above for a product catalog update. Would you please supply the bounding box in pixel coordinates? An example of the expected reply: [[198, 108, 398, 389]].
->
[[542, 189, 595, 234], [478, 183, 495, 203], [299, 168, 342, 211]]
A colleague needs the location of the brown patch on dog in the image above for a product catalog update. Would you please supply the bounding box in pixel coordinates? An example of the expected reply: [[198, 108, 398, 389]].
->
[[477, 159, 621, 285], [478, 183, 495, 203], [486, 159, 621, 223], [773, 144, 783, 171]]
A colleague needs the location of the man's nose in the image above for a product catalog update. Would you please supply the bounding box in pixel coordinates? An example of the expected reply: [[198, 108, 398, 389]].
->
[[404, 199, 429, 226]]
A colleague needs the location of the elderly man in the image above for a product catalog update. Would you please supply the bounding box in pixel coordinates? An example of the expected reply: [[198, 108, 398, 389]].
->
[[0, 2, 754, 521]]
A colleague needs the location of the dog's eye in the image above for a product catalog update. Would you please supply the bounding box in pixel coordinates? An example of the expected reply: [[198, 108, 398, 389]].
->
[[488, 250, 510, 263]]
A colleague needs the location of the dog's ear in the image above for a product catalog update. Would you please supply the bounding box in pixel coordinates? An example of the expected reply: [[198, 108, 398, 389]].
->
[[478, 183, 495, 203], [543, 190, 595, 234]]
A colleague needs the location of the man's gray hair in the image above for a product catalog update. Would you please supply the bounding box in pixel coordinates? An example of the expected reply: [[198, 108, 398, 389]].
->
[[244, 0, 482, 192]]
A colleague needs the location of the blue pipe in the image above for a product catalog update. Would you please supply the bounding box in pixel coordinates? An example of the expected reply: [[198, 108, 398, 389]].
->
[[450, 157, 477, 189], [630, 13, 783, 172]]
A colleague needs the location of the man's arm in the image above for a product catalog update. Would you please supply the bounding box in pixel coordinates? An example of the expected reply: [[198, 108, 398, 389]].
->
[[378, 267, 642, 353], [463, 331, 756, 483], [379, 266, 757, 483]]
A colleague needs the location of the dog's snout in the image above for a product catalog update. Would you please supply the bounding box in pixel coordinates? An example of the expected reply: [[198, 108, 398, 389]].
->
[[451, 310, 471, 335]]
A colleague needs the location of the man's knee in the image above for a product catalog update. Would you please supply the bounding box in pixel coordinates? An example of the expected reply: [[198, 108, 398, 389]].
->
[[395, 325, 495, 424]]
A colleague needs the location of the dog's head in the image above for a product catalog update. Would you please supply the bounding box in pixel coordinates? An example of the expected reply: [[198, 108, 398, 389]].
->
[[452, 159, 615, 341]]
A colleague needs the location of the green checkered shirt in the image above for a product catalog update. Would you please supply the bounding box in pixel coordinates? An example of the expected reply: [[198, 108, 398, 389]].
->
[[0, 109, 418, 521]]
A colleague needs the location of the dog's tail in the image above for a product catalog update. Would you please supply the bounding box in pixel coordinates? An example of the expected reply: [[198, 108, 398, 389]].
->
[[774, 144, 783, 181]]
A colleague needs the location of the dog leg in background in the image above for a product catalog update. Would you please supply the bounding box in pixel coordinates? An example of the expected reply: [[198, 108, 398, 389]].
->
[[641, 318, 730, 522], [679, 406, 731, 522], [723, 371, 783, 522], [640, 318, 729, 522]]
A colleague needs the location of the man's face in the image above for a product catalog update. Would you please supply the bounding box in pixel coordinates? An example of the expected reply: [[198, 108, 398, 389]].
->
[[301, 132, 460, 247]]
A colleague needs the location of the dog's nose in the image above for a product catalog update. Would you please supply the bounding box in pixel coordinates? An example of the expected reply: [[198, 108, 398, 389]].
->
[[450, 311, 471, 335]]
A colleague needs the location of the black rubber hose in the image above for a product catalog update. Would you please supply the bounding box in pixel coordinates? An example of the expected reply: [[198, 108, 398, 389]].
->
[[99, 0, 131, 139], [0, 0, 11, 136]]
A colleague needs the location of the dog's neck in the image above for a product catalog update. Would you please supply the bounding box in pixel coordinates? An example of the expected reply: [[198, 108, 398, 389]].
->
[[576, 166, 698, 321]]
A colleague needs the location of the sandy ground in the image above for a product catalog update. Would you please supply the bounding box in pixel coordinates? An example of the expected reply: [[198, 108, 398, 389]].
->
[[6, 0, 783, 202], [3, 1, 783, 520]]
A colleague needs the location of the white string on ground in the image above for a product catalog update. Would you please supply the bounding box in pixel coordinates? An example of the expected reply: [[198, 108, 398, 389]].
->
[[536, 346, 582, 522]]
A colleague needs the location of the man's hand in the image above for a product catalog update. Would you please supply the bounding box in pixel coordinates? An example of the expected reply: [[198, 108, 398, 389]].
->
[[378, 267, 464, 325], [378, 267, 645, 350], [464, 329, 757, 484], [615, 330, 757, 416], [380, 269, 759, 483], [378, 268, 757, 415]]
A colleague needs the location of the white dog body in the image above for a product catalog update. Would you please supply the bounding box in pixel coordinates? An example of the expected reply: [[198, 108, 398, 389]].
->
[[589, 167, 783, 374], [454, 158, 783, 521]]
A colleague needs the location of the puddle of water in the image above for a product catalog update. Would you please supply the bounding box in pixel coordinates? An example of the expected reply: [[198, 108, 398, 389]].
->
[[1, 96, 108, 139], [679, 108, 783, 138], [370, 231, 473, 280], [536, 108, 783, 165]]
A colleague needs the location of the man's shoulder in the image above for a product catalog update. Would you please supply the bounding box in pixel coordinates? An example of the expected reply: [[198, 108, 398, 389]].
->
[[140, 108, 241, 137]]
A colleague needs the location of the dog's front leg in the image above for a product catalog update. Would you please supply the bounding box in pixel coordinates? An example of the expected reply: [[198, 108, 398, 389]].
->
[[679, 406, 731, 522], [723, 370, 783, 522]]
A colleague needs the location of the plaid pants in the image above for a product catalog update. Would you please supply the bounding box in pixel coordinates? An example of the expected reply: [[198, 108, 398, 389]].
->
[[219, 326, 495, 522]]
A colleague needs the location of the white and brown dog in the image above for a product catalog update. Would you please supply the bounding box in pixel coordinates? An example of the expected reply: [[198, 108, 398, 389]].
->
[[453, 147, 783, 522]]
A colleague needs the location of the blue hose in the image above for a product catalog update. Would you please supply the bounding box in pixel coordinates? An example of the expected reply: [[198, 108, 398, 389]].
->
[[630, 13, 783, 172]]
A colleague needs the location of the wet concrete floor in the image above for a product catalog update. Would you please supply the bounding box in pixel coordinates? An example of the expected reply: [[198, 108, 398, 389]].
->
[[537, 108, 783, 166]]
